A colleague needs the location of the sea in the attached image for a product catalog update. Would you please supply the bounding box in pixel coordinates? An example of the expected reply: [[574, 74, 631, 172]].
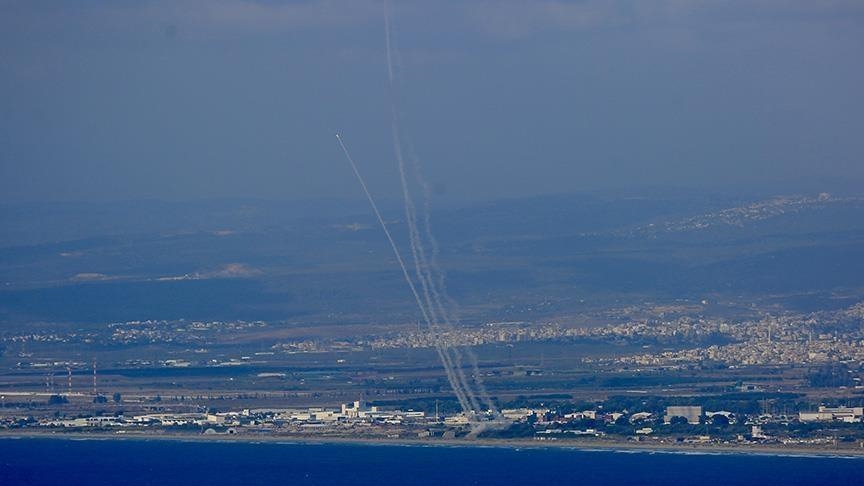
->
[[1, 438, 862, 485]]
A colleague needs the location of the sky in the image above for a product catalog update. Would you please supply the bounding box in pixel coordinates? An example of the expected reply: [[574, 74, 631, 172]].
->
[[1, 0, 862, 204]]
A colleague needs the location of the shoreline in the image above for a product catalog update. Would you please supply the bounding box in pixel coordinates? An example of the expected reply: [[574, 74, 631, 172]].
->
[[2, 431, 863, 458]]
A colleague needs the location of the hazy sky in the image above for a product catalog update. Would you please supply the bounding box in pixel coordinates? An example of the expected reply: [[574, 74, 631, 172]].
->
[[1, 1, 862, 204]]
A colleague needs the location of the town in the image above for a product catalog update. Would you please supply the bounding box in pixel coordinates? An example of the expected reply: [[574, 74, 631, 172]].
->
[[2, 300, 863, 452], [7, 301, 864, 370], [2, 394, 863, 452]]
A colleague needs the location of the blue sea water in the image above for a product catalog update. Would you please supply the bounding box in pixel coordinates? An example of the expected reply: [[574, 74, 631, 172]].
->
[[1, 438, 862, 486]]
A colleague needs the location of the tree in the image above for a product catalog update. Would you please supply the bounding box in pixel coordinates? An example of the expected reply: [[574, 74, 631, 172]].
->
[[668, 416, 689, 426], [113, 392, 122, 403], [48, 394, 68, 405], [710, 414, 730, 426]]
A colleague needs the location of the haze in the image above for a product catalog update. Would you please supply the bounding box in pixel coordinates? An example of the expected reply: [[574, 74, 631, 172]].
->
[[1, 0, 862, 204]]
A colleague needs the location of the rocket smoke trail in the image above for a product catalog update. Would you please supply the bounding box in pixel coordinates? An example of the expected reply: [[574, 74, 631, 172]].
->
[[335, 134, 474, 414], [409, 142, 499, 421], [384, 19, 481, 415], [391, 121, 482, 415], [336, 5, 505, 434], [382, 6, 503, 430], [336, 131, 490, 429]]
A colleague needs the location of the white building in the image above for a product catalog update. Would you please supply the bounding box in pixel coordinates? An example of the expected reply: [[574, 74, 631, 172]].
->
[[664, 406, 702, 424], [341, 400, 378, 419], [799, 406, 863, 423]]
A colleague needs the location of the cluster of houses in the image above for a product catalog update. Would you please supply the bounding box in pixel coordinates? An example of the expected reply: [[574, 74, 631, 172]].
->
[[24, 400, 864, 437], [38, 400, 431, 430], [506, 403, 864, 432]]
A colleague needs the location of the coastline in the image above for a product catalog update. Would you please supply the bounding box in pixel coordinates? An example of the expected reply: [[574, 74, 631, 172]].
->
[[2, 430, 863, 458]]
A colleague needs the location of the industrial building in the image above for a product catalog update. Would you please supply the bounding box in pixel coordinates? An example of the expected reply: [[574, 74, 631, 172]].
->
[[664, 406, 702, 424]]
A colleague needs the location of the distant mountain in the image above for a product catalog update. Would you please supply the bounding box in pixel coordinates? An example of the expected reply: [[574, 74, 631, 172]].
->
[[0, 191, 862, 325], [637, 193, 864, 235]]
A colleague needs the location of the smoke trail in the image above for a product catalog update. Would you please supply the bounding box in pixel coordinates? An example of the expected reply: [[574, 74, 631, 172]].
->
[[383, 6, 503, 427], [391, 118, 484, 416], [384, 10, 395, 84], [384, 4, 482, 419], [387, 32, 483, 422], [335, 134, 474, 414], [384, 31, 482, 416], [406, 144, 499, 417]]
